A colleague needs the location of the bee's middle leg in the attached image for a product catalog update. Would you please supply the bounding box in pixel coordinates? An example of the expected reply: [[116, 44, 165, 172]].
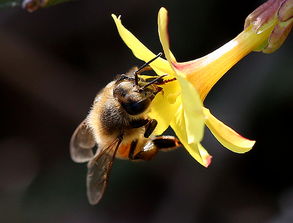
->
[[129, 136, 181, 161]]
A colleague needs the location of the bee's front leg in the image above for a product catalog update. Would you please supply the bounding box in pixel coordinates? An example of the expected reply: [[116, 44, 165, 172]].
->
[[129, 118, 157, 138], [129, 136, 181, 161], [144, 119, 157, 138]]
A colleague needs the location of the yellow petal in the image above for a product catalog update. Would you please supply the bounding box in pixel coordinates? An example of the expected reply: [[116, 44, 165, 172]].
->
[[177, 76, 204, 144], [148, 79, 181, 135], [158, 7, 177, 65], [158, 7, 205, 143], [169, 99, 210, 167], [204, 108, 255, 153], [185, 142, 212, 168], [170, 106, 211, 167], [112, 14, 173, 75], [197, 143, 212, 167]]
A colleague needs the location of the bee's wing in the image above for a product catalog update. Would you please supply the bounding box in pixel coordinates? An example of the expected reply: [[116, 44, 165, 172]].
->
[[86, 138, 122, 205], [70, 120, 96, 163]]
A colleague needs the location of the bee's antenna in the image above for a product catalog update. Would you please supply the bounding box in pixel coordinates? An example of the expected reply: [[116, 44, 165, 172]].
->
[[134, 52, 163, 85], [140, 74, 167, 90]]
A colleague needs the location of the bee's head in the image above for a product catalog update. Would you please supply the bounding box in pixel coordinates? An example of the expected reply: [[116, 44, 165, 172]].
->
[[113, 77, 161, 115], [113, 78, 156, 100], [112, 53, 166, 115]]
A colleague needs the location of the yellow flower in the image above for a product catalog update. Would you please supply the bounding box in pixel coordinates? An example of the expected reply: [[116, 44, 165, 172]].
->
[[111, 1, 291, 167]]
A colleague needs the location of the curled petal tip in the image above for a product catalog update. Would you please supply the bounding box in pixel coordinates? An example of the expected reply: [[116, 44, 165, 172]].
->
[[204, 155, 213, 168], [111, 14, 121, 21], [198, 143, 213, 167], [159, 7, 168, 13]]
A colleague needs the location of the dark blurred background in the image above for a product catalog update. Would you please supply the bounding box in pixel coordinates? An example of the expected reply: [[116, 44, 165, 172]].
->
[[0, 0, 292, 223]]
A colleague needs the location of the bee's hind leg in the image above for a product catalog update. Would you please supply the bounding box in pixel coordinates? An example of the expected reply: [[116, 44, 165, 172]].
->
[[129, 136, 182, 161], [151, 136, 182, 152]]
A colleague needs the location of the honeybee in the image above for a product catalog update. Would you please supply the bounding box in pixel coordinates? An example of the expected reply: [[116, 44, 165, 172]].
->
[[70, 53, 181, 205]]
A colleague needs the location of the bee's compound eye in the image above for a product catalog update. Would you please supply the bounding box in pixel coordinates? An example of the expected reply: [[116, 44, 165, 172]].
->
[[113, 81, 134, 99]]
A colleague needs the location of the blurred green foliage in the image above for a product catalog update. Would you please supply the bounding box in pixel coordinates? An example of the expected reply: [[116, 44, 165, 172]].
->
[[0, 0, 21, 8]]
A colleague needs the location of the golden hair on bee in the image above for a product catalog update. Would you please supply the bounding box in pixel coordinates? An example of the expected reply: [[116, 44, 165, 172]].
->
[[70, 53, 181, 205]]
